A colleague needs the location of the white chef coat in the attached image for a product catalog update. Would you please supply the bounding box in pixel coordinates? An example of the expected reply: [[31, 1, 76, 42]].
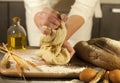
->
[[24, 0, 102, 47]]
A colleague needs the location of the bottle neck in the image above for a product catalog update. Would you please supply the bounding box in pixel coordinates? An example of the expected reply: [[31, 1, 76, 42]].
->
[[13, 21, 20, 26]]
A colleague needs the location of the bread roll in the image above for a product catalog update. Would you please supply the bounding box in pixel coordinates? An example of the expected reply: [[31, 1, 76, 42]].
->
[[74, 37, 120, 70]]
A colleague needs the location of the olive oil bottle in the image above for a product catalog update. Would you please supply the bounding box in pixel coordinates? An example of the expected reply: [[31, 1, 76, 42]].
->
[[7, 17, 27, 50]]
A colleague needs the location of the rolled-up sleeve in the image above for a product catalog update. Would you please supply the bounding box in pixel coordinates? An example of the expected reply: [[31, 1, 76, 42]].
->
[[24, 0, 50, 14], [69, 0, 98, 22]]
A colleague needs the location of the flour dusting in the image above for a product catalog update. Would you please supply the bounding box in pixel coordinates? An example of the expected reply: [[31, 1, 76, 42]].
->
[[37, 65, 86, 73]]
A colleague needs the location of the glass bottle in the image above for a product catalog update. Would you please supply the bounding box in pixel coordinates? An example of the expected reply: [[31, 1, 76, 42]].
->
[[7, 17, 27, 50]]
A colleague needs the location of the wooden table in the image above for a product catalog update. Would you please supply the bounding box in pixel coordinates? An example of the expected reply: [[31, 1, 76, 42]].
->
[[0, 48, 86, 83]]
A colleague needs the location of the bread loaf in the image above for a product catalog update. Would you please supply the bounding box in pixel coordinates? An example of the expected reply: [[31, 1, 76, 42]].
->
[[74, 37, 120, 70]]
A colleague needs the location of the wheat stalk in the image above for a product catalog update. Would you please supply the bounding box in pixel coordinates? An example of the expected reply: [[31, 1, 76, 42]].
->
[[0, 43, 42, 77]]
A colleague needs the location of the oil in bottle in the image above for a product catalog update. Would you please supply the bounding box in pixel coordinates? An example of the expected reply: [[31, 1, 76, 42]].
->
[[7, 17, 27, 50]]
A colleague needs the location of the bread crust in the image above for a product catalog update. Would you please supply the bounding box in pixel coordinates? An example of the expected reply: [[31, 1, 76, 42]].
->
[[74, 37, 120, 70]]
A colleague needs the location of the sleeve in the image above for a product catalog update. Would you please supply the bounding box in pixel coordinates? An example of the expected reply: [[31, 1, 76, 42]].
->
[[24, 0, 50, 14], [68, 0, 99, 22]]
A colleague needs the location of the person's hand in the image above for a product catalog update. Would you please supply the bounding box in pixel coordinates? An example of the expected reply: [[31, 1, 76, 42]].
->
[[63, 41, 75, 57], [34, 7, 66, 35]]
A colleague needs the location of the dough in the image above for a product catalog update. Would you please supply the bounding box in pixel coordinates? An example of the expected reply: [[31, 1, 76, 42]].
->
[[37, 21, 71, 65]]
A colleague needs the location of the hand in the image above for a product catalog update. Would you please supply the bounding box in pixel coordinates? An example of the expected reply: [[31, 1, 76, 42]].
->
[[63, 41, 75, 57], [34, 7, 66, 35]]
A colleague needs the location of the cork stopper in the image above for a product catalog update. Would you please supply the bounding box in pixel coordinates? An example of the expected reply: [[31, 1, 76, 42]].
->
[[12, 17, 21, 22]]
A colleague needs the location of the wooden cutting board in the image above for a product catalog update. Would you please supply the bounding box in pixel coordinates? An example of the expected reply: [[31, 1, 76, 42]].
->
[[0, 48, 100, 78]]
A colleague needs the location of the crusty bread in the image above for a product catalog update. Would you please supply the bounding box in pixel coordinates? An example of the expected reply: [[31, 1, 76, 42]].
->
[[74, 37, 120, 70]]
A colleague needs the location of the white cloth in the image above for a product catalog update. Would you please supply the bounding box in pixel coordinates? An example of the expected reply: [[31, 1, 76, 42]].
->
[[94, 0, 102, 18], [24, 0, 102, 46]]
